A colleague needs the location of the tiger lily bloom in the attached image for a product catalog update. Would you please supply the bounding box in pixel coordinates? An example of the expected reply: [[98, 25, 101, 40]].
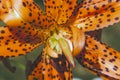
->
[[0, 0, 120, 80]]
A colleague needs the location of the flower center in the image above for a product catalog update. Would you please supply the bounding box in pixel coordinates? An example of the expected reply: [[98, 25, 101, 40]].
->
[[45, 25, 85, 67]]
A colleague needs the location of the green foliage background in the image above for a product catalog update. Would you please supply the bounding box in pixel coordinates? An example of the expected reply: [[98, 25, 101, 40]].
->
[[0, 0, 120, 80]]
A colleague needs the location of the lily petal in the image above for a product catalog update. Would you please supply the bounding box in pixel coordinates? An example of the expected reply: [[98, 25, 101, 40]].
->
[[76, 35, 120, 80], [70, 0, 120, 32], [0, 0, 12, 15], [27, 48, 72, 80], [45, 0, 77, 24], [11, 0, 55, 28], [0, 26, 40, 57], [0, 12, 46, 44]]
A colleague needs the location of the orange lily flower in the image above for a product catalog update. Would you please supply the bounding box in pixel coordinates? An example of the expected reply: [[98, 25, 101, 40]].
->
[[0, 0, 120, 80]]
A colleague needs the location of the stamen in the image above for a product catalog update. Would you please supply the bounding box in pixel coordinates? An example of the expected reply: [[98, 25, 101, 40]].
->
[[58, 38, 75, 67]]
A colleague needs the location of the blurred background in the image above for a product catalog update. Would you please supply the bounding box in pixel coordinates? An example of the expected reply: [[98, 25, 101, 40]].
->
[[0, 0, 120, 80]]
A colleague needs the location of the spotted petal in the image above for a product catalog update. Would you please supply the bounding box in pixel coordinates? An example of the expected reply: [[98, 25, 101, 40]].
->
[[81, 0, 105, 5], [0, 0, 12, 15], [11, 0, 55, 28], [0, 26, 40, 57], [70, 0, 120, 32], [0, 12, 47, 44], [76, 35, 120, 80], [27, 48, 72, 80], [45, 0, 77, 24], [0, 0, 46, 57]]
